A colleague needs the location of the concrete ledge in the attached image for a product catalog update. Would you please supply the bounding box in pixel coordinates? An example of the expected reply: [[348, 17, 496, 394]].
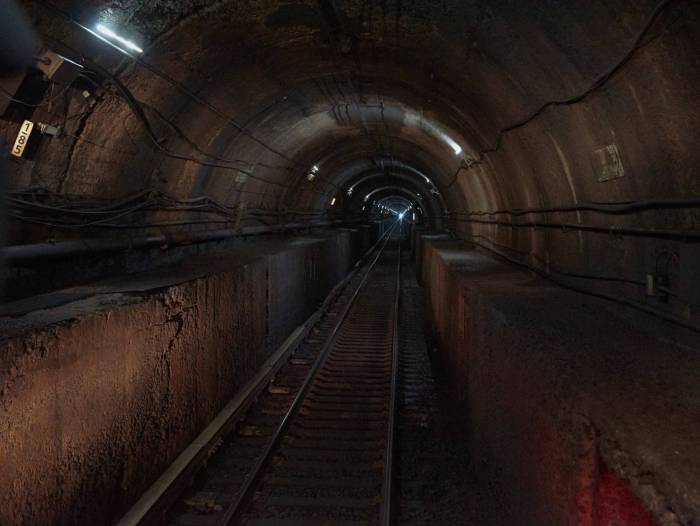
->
[[0, 229, 370, 525], [420, 238, 700, 526]]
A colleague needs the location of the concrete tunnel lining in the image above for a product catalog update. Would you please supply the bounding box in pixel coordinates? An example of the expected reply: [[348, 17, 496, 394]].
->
[[4, 0, 697, 317], [1, 0, 700, 525]]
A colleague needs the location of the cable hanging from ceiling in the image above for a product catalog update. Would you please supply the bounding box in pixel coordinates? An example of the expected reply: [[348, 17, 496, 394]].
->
[[1, 41, 333, 200], [443, 0, 685, 189], [31, 32, 340, 199], [37, 0, 306, 170]]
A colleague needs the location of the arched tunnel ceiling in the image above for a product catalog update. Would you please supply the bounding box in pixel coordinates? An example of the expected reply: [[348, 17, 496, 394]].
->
[[3, 8, 700, 522], [341, 174, 441, 221], [8, 1, 700, 258]]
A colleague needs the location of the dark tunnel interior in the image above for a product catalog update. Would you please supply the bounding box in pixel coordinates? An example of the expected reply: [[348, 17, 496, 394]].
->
[[1, 1, 699, 525]]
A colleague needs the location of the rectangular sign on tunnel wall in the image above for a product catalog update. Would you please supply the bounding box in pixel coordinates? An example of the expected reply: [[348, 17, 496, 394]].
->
[[593, 144, 625, 182], [11, 120, 34, 158]]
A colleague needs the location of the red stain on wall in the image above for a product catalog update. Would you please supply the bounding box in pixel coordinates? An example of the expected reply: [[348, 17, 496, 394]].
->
[[596, 463, 656, 526]]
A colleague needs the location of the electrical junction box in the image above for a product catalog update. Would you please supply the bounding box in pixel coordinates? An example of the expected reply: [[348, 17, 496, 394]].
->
[[37, 122, 61, 136], [36, 49, 83, 85]]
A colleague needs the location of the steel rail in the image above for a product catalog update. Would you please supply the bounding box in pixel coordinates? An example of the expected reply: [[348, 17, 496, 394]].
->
[[380, 239, 401, 525], [116, 226, 395, 526], [222, 224, 398, 525]]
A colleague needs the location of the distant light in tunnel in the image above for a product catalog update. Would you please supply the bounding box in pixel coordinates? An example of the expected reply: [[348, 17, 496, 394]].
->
[[95, 24, 143, 53], [399, 212, 405, 220], [330, 197, 337, 206], [306, 164, 320, 181]]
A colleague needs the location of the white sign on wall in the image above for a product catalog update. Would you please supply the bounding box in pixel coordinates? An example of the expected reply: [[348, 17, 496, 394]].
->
[[11, 120, 34, 158]]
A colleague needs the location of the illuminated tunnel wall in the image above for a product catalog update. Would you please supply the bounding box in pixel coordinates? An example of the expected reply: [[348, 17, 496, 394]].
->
[[2, 0, 699, 327]]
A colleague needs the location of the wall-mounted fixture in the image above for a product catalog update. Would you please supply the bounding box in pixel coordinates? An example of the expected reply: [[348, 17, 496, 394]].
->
[[1, 48, 83, 116], [38, 122, 61, 136], [307, 164, 319, 181], [36, 49, 83, 84], [593, 144, 625, 182]]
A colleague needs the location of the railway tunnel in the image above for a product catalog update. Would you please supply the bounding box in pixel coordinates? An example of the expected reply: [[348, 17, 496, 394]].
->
[[0, 0, 699, 524]]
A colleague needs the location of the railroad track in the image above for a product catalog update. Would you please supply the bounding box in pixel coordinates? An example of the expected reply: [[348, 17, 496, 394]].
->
[[119, 229, 401, 526]]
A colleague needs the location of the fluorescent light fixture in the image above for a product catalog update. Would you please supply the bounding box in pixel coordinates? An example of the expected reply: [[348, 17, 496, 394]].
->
[[330, 197, 337, 206], [413, 212, 416, 221], [405, 111, 463, 156], [96, 24, 143, 53]]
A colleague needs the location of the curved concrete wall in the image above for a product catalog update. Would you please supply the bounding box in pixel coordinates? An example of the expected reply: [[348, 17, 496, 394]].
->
[[4, 0, 699, 324]]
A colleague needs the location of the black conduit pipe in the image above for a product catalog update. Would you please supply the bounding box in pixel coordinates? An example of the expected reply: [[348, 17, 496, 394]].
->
[[446, 216, 700, 241], [1, 221, 343, 265]]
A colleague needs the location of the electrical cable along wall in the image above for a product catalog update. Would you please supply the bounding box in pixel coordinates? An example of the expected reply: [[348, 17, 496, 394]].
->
[[0, 0, 699, 329], [1, 2, 700, 525]]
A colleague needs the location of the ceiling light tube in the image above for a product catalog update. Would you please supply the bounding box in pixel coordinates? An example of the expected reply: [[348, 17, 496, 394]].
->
[[95, 24, 143, 54]]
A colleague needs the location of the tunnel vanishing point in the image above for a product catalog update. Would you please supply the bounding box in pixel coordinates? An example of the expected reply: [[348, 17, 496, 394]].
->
[[1, 0, 700, 525]]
